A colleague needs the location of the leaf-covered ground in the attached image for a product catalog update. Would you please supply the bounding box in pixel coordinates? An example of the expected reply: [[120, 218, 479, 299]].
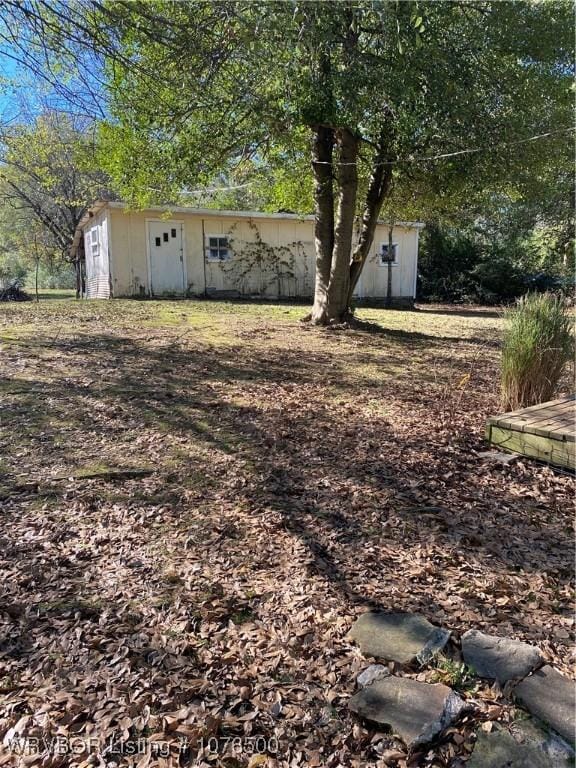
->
[[0, 299, 573, 767]]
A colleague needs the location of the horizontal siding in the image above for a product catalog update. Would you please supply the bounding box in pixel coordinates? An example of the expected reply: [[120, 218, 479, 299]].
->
[[86, 275, 111, 299]]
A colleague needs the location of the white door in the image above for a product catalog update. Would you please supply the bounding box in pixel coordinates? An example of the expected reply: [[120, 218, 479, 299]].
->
[[148, 221, 185, 295]]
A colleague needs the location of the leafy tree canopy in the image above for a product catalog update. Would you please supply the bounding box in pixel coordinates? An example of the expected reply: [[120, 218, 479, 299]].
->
[[0, 111, 113, 279], [93, 1, 572, 204], [0, 0, 573, 318]]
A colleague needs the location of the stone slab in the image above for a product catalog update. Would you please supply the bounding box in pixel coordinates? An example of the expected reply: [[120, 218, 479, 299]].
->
[[467, 729, 559, 768], [348, 612, 449, 664], [461, 629, 542, 683], [348, 676, 466, 748], [510, 719, 575, 764], [514, 665, 575, 744]]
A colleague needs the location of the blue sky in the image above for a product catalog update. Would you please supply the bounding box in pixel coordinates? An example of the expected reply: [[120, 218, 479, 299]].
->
[[0, 40, 106, 125]]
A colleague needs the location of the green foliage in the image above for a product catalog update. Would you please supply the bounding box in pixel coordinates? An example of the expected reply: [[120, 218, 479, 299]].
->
[[0, 250, 27, 285], [0, 192, 30, 284], [419, 225, 481, 302], [33, 261, 76, 290], [0, 247, 75, 290], [501, 292, 574, 411], [428, 655, 478, 695], [0, 111, 112, 258], [92, 1, 573, 217], [470, 256, 526, 304], [419, 213, 574, 304], [1, 0, 573, 311]]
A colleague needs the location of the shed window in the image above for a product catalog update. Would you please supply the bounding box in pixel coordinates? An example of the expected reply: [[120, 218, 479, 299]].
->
[[171, 228, 177, 238], [90, 228, 99, 258], [206, 235, 230, 261], [155, 236, 161, 247], [379, 243, 398, 265], [163, 232, 169, 242]]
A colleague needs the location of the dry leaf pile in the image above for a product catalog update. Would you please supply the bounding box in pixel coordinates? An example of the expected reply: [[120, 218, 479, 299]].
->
[[0, 300, 573, 768]]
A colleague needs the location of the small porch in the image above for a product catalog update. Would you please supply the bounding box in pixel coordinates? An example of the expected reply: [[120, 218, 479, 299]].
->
[[486, 395, 575, 470]]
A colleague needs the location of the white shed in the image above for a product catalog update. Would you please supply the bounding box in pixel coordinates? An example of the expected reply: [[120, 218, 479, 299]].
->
[[75, 201, 423, 304]]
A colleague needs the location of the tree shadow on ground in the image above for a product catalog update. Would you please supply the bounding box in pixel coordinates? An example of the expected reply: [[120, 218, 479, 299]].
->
[[1, 330, 571, 617], [1, 319, 573, 767], [414, 305, 502, 319], [339, 318, 501, 348]]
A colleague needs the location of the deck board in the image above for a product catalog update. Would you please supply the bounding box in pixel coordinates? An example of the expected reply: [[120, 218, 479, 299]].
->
[[486, 395, 575, 469]]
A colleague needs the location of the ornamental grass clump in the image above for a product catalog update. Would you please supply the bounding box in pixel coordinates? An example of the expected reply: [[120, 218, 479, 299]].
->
[[501, 292, 574, 411]]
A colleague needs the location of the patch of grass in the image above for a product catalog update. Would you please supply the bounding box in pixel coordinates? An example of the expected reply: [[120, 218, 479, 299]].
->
[[271, 670, 294, 684], [74, 461, 114, 478], [31, 289, 76, 301], [35, 598, 104, 619], [150, 593, 177, 609], [229, 607, 254, 625], [140, 304, 187, 327], [163, 568, 183, 585], [510, 709, 534, 725]]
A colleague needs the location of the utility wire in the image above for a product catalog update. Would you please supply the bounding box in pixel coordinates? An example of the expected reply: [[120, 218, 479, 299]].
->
[[150, 126, 575, 195], [143, 127, 574, 196], [311, 127, 576, 167], [180, 183, 253, 195]]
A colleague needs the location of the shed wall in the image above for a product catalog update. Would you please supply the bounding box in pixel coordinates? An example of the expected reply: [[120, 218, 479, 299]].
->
[[109, 209, 206, 296], [203, 216, 316, 298], [359, 224, 418, 301], [84, 209, 111, 298], [99, 207, 419, 301]]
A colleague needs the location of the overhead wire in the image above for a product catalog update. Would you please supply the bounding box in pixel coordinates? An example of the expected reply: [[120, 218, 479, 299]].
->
[[311, 127, 576, 166], [146, 127, 575, 196]]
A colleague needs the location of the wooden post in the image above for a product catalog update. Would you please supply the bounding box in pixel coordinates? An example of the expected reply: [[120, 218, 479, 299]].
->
[[386, 223, 394, 308], [33, 232, 40, 303]]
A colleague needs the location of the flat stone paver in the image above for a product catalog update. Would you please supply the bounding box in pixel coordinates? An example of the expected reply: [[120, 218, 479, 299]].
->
[[348, 676, 465, 748], [461, 630, 542, 683], [514, 665, 575, 744], [510, 719, 575, 764], [467, 729, 562, 768], [348, 612, 449, 664]]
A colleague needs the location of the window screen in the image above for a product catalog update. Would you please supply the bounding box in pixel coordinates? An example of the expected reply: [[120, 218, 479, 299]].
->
[[380, 243, 398, 264], [206, 235, 230, 261]]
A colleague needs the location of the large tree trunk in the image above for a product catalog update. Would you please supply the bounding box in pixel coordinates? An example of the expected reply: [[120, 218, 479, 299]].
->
[[316, 128, 359, 323], [310, 125, 335, 323], [348, 137, 394, 304], [309, 113, 394, 323]]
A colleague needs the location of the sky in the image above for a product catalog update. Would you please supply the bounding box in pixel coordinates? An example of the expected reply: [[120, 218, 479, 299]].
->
[[0, 36, 107, 127]]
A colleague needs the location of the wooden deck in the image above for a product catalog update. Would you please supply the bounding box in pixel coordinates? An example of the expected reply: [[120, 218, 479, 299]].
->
[[486, 395, 575, 470]]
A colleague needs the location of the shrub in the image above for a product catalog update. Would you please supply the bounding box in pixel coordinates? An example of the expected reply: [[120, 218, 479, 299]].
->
[[501, 292, 574, 411], [0, 279, 31, 302], [470, 255, 526, 301], [417, 223, 570, 305]]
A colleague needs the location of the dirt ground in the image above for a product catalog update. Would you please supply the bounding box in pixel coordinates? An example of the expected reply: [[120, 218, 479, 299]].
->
[[0, 298, 573, 767]]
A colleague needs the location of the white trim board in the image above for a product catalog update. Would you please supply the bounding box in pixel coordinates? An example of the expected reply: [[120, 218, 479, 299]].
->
[[78, 200, 425, 230]]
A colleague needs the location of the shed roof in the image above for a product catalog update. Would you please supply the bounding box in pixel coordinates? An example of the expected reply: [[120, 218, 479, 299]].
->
[[71, 199, 424, 258]]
